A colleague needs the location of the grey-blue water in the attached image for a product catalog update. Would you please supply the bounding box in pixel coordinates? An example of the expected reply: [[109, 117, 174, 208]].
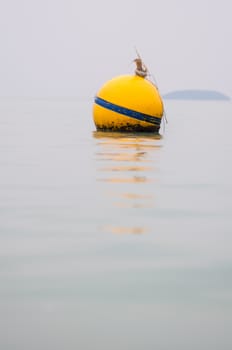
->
[[0, 98, 232, 350]]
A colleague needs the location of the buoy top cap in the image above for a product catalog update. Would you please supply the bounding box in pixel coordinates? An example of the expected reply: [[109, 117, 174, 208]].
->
[[133, 57, 148, 78]]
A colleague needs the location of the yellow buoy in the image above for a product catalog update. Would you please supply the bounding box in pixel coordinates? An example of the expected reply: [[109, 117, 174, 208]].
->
[[93, 59, 164, 132]]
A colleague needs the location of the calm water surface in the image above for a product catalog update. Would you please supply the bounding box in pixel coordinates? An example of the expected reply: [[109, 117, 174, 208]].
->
[[0, 98, 232, 350]]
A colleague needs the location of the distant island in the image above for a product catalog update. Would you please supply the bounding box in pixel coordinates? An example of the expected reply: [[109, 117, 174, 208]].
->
[[163, 90, 230, 101]]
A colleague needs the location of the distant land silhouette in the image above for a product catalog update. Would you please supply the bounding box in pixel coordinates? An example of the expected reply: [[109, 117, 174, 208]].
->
[[163, 89, 230, 100]]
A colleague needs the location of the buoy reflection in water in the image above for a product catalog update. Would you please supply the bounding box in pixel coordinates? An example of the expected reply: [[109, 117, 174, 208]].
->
[[93, 131, 163, 234]]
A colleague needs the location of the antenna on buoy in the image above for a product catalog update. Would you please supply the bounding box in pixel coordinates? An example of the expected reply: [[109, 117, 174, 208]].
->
[[134, 46, 141, 60]]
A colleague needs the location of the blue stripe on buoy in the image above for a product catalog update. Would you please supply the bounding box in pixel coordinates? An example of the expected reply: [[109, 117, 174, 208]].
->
[[94, 96, 161, 126]]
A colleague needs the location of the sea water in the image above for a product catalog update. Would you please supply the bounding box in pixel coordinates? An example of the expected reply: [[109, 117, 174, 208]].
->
[[0, 97, 232, 350]]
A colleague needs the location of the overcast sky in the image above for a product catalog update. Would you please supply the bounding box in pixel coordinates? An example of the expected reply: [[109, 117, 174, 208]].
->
[[0, 0, 231, 98]]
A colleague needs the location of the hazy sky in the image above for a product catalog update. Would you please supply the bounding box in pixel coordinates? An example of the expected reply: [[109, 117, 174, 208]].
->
[[0, 0, 231, 97]]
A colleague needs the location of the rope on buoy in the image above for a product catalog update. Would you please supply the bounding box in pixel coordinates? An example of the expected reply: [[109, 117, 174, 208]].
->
[[135, 68, 148, 78], [133, 47, 148, 78], [133, 47, 168, 130], [134, 58, 148, 78]]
